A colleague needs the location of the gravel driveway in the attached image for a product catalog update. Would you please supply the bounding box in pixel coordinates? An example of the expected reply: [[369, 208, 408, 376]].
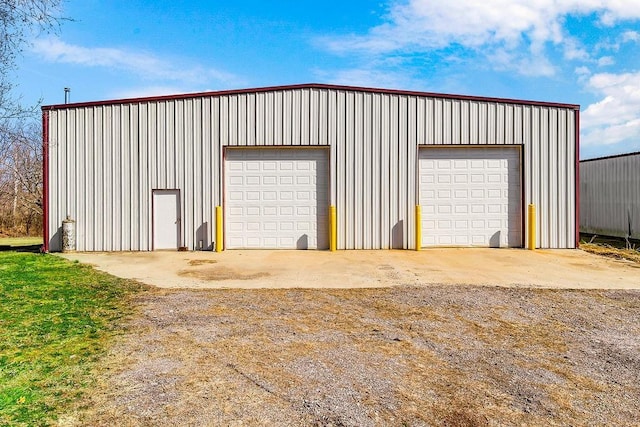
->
[[67, 285, 640, 426]]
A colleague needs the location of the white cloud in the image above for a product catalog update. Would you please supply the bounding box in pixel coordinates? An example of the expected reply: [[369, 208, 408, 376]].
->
[[581, 71, 640, 146], [320, 0, 640, 76], [621, 30, 640, 43], [316, 67, 418, 90], [563, 38, 590, 61], [110, 86, 195, 99], [31, 37, 241, 86], [487, 48, 556, 77], [597, 56, 615, 66], [575, 66, 591, 76], [594, 30, 640, 53]]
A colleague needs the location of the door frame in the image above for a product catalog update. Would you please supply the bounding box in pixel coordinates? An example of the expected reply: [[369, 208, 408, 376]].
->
[[151, 189, 181, 250]]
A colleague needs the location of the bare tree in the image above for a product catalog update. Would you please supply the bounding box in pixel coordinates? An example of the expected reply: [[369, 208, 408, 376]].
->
[[0, 121, 42, 235], [1, 0, 63, 120], [0, 0, 63, 235]]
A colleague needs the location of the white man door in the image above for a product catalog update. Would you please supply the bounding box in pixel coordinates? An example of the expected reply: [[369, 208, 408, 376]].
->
[[152, 190, 181, 250]]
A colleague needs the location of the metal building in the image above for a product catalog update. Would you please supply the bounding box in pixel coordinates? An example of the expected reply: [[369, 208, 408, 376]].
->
[[42, 84, 580, 252], [580, 152, 640, 240]]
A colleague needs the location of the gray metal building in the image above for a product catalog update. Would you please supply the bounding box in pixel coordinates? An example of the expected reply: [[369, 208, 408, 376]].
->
[[580, 152, 640, 240], [42, 84, 579, 252]]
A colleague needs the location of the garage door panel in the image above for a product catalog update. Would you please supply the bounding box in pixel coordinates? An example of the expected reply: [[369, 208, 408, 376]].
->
[[419, 147, 522, 248], [225, 148, 329, 249]]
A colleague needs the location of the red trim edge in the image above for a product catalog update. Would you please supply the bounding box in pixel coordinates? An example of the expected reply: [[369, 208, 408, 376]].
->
[[575, 109, 580, 249], [42, 111, 50, 252]]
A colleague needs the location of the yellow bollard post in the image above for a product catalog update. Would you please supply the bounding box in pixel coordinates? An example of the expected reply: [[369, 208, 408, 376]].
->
[[329, 205, 337, 252], [527, 204, 536, 250], [415, 205, 422, 251], [215, 205, 223, 252]]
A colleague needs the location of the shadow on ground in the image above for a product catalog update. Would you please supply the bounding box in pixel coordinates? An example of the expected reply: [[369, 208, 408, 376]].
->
[[0, 244, 43, 253]]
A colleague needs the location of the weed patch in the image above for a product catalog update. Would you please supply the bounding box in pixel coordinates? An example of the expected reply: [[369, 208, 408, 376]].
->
[[581, 242, 640, 264]]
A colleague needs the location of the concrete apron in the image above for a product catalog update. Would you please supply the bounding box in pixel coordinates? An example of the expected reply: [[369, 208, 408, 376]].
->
[[57, 248, 640, 290]]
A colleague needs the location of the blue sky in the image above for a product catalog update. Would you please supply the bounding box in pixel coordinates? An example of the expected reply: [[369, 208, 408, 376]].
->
[[14, 0, 640, 159]]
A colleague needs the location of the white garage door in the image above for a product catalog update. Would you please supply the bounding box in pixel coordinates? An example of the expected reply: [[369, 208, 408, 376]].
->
[[419, 147, 522, 248], [225, 148, 329, 249]]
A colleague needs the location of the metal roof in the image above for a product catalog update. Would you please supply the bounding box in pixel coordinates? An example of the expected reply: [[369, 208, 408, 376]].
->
[[580, 151, 640, 163], [42, 83, 581, 111]]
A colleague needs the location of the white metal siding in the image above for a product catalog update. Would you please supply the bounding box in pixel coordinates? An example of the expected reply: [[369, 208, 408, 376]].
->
[[225, 148, 329, 249], [46, 86, 577, 251], [47, 99, 222, 251], [419, 147, 522, 247], [580, 153, 640, 239]]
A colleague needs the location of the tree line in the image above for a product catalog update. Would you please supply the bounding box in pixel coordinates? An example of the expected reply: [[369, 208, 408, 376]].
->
[[0, 121, 42, 236], [0, 0, 63, 237]]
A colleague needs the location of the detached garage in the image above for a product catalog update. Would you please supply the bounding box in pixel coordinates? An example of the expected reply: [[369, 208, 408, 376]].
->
[[42, 83, 579, 251]]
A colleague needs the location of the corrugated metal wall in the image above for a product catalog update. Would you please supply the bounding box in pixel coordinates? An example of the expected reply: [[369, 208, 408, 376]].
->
[[46, 86, 577, 251], [580, 153, 640, 239], [47, 99, 222, 251]]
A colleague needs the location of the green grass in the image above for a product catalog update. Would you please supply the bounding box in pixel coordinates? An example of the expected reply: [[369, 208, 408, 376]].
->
[[0, 237, 43, 247], [0, 252, 148, 426]]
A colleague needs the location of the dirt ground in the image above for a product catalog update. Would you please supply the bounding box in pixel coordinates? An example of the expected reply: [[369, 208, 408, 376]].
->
[[62, 286, 640, 426], [55, 249, 640, 426], [59, 248, 640, 289]]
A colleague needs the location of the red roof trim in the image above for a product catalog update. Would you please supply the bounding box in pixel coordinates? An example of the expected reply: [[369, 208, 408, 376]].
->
[[41, 83, 581, 111]]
